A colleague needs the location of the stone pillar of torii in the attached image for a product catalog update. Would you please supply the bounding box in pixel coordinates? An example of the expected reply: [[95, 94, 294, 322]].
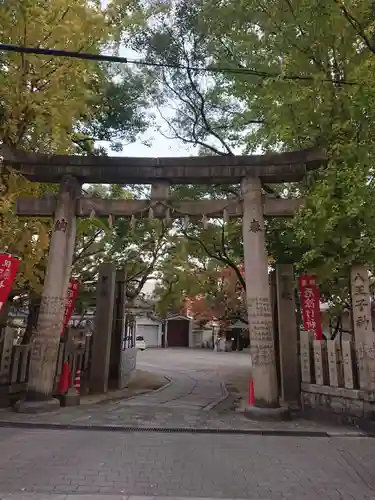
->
[[2, 147, 326, 415]]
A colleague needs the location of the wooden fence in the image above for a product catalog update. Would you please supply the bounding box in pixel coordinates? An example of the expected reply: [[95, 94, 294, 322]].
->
[[0, 327, 92, 406]]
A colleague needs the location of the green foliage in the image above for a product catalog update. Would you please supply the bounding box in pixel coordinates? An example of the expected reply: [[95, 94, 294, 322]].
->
[[0, 0, 110, 152], [198, 0, 375, 281], [0, 0, 152, 298], [71, 185, 171, 310], [138, 0, 375, 314], [74, 66, 152, 153], [153, 184, 246, 320]]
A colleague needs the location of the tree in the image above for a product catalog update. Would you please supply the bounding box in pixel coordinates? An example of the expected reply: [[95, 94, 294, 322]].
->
[[72, 186, 171, 306], [138, 0, 375, 326], [0, 0, 152, 332], [198, 0, 375, 330], [185, 266, 247, 326], [152, 193, 247, 324], [132, 0, 253, 156]]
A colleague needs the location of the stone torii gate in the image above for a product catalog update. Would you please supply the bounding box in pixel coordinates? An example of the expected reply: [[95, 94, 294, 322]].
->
[[3, 147, 325, 416]]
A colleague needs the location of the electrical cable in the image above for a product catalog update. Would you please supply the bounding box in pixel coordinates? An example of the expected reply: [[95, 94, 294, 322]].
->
[[0, 43, 358, 86]]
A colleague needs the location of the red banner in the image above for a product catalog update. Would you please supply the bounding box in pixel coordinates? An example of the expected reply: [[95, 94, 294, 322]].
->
[[0, 254, 20, 313], [61, 279, 79, 336], [298, 274, 323, 340]]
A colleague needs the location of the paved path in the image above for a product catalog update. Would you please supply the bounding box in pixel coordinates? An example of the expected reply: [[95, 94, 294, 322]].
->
[[0, 427, 374, 499], [0, 349, 374, 499], [0, 348, 254, 430], [0, 348, 360, 432], [126, 350, 228, 409]]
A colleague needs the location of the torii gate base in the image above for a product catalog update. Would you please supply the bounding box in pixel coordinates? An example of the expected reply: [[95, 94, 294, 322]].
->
[[4, 147, 325, 417]]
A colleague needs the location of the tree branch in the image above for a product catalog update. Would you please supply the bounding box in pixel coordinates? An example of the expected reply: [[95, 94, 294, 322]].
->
[[220, 224, 246, 290], [184, 59, 234, 155], [73, 229, 103, 264], [333, 0, 375, 55], [181, 225, 246, 291]]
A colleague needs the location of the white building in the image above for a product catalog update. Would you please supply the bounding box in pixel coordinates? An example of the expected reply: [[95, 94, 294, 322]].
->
[[135, 315, 163, 347]]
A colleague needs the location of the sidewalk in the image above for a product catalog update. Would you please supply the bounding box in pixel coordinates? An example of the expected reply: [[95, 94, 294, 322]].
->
[[0, 350, 373, 500], [0, 426, 373, 499]]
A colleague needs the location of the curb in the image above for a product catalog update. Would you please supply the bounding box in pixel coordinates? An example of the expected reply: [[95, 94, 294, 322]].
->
[[122, 375, 173, 402], [0, 420, 371, 437], [0, 495, 251, 500], [74, 375, 172, 407], [202, 382, 229, 412]]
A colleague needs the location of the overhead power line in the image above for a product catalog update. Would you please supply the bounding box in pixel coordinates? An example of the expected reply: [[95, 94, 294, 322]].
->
[[0, 43, 358, 86], [0, 43, 128, 64]]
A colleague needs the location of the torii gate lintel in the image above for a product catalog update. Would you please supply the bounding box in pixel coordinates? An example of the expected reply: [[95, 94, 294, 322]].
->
[[15, 195, 303, 219], [2, 146, 325, 184]]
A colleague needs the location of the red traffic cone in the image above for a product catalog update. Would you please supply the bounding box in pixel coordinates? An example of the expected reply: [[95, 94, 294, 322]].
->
[[248, 379, 255, 406], [57, 362, 70, 395], [73, 369, 81, 394]]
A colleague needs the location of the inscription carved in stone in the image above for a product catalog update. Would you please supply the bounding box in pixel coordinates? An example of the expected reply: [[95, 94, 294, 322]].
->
[[251, 342, 275, 365], [247, 297, 273, 342], [300, 330, 312, 383], [31, 338, 43, 362], [54, 218, 68, 232], [249, 218, 262, 233], [350, 266, 373, 390], [280, 274, 293, 301], [342, 340, 355, 389], [248, 296, 275, 366], [327, 340, 340, 387], [313, 340, 325, 386], [30, 295, 66, 362]]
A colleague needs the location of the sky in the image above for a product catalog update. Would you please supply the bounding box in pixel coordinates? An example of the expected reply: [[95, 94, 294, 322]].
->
[[119, 123, 194, 158], [97, 0, 204, 160], [115, 42, 197, 159], [97, 1, 187, 159]]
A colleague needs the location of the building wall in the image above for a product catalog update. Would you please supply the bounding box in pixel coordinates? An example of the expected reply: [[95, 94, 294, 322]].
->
[[119, 347, 137, 389], [135, 316, 162, 347], [189, 325, 212, 348], [166, 317, 190, 347]]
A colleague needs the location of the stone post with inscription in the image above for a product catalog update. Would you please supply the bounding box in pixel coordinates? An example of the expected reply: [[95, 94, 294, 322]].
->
[[15, 176, 81, 412], [241, 178, 288, 419], [275, 264, 300, 403], [89, 263, 116, 394], [350, 266, 375, 391], [109, 270, 126, 387]]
